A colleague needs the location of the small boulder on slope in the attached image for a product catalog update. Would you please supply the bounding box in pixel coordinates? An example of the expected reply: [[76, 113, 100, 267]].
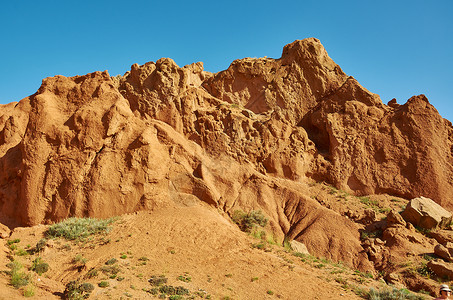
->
[[400, 196, 452, 230]]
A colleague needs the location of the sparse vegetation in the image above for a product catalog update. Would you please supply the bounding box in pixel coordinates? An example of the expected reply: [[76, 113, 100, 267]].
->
[[105, 258, 118, 265], [7, 238, 21, 245], [360, 230, 382, 240], [353, 270, 374, 279], [46, 217, 116, 240], [72, 254, 87, 266], [7, 260, 29, 288], [23, 284, 35, 297], [177, 273, 191, 282], [15, 248, 29, 256], [7, 239, 20, 251], [359, 196, 381, 211], [367, 287, 426, 300]]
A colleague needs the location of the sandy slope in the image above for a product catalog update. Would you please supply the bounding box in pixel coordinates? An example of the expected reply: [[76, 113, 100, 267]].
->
[[0, 203, 367, 299]]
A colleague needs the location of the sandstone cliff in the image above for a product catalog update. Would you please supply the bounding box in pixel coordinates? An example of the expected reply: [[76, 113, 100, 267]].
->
[[1, 38, 452, 271]]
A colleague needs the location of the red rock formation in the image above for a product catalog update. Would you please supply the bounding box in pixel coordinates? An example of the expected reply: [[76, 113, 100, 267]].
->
[[0, 37, 452, 270]]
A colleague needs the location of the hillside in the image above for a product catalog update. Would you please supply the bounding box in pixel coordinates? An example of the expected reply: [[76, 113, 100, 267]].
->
[[1, 38, 452, 299]]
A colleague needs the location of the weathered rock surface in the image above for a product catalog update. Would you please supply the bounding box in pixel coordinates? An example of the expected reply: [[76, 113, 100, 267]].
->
[[0, 38, 452, 271], [289, 240, 310, 255], [428, 259, 453, 280], [434, 244, 453, 262], [401, 197, 453, 229], [429, 230, 453, 245]]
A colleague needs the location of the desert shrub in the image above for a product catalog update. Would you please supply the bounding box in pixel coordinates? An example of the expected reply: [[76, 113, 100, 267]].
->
[[16, 248, 29, 256], [46, 217, 116, 240], [72, 254, 87, 266], [34, 238, 47, 253], [7, 260, 29, 288], [416, 261, 433, 278], [98, 281, 109, 288], [64, 281, 94, 300], [100, 264, 120, 275], [368, 287, 426, 300], [149, 275, 168, 286], [105, 258, 117, 265], [158, 285, 189, 296], [31, 257, 49, 275], [85, 268, 98, 279], [23, 284, 35, 297], [232, 210, 268, 232]]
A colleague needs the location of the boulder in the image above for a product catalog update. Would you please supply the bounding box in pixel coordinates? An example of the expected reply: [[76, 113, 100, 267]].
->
[[434, 244, 453, 262], [427, 259, 453, 280], [401, 197, 452, 229], [290, 240, 310, 255]]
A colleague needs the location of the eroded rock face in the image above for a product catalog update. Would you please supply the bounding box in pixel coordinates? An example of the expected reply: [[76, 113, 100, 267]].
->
[[0, 38, 452, 270]]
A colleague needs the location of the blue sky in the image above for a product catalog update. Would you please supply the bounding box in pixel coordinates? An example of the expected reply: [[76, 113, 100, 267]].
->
[[1, 0, 452, 121]]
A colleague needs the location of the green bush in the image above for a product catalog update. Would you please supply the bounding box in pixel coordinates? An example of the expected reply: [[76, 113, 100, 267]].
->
[[232, 210, 268, 233], [31, 257, 49, 275], [46, 217, 116, 240]]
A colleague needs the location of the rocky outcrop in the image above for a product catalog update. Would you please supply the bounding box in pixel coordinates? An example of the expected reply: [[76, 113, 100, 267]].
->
[[1, 38, 452, 271]]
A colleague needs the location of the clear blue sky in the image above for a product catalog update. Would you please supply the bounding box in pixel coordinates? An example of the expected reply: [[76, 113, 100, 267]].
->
[[1, 0, 452, 121]]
